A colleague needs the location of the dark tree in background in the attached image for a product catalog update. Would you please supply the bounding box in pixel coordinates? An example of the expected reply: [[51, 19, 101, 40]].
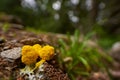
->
[[102, 0, 120, 34]]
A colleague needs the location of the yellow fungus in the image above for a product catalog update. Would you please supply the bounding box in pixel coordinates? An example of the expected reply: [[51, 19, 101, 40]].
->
[[38, 45, 54, 60], [21, 45, 38, 65], [21, 44, 55, 71], [33, 44, 42, 52], [33, 59, 45, 70]]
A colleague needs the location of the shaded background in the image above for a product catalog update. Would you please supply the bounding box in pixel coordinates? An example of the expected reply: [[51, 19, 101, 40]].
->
[[0, 0, 120, 48]]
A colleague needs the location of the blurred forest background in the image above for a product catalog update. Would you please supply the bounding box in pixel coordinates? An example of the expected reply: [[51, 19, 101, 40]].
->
[[0, 0, 120, 49]]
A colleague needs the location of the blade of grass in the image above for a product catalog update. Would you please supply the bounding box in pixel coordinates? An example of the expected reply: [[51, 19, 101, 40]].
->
[[78, 57, 91, 71]]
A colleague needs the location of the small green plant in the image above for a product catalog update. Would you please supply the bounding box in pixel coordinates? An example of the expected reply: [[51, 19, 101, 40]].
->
[[2, 22, 10, 32], [58, 30, 112, 80]]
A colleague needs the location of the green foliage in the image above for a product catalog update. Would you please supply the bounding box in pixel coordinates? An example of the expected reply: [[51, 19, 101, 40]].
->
[[0, 0, 119, 36], [98, 35, 120, 50], [93, 23, 120, 49], [2, 22, 10, 32], [25, 26, 42, 34], [58, 30, 112, 80]]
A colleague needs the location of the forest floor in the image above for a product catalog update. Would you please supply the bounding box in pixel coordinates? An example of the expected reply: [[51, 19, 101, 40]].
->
[[0, 22, 120, 80]]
